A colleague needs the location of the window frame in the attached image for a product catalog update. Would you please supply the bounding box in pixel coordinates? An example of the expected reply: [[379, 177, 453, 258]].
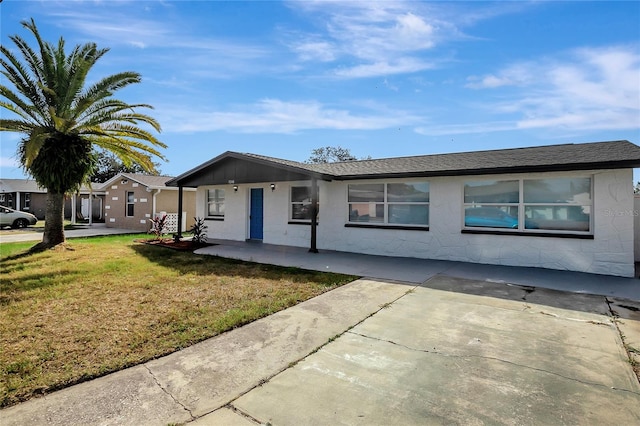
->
[[206, 188, 225, 219], [289, 185, 319, 224], [462, 176, 593, 236], [125, 191, 135, 217], [346, 181, 430, 229]]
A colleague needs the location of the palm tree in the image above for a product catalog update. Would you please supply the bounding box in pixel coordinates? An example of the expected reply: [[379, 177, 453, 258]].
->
[[1, 18, 166, 250]]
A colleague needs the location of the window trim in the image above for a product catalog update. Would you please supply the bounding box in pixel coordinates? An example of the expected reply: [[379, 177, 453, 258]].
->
[[347, 181, 430, 228], [206, 188, 225, 219], [125, 191, 135, 217], [462, 176, 593, 236]]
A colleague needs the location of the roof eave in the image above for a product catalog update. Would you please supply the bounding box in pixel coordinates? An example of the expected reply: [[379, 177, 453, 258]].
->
[[334, 160, 640, 180]]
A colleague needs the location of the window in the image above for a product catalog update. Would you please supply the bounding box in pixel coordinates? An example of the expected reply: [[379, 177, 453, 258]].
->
[[290, 186, 318, 221], [523, 178, 591, 232], [348, 182, 429, 226], [463, 180, 519, 229], [24, 193, 31, 211], [463, 177, 592, 234], [126, 191, 134, 217], [207, 189, 225, 217]]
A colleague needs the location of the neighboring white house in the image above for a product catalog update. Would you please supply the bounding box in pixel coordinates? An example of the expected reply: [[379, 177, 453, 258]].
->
[[168, 140, 640, 278]]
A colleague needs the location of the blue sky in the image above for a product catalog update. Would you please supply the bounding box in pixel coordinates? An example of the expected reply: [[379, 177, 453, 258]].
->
[[1, 0, 639, 181]]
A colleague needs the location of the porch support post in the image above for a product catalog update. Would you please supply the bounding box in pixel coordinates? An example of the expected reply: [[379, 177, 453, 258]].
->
[[309, 177, 319, 253], [71, 194, 77, 224], [88, 189, 93, 226], [177, 186, 184, 238]]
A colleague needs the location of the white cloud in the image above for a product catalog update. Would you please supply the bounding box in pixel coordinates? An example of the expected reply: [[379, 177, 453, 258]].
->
[[285, 1, 454, 77], [285, 1, 531, 79], [466, 63, 535, 89], [333, 58, 436, 78], [159, 99, 421, 134], [433, 45, 640, 135], [290, 39, 337, 62]]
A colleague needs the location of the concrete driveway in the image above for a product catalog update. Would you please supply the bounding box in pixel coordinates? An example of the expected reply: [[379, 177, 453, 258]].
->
[[198, 276, 640, 425], [2, 265, 639, 424]]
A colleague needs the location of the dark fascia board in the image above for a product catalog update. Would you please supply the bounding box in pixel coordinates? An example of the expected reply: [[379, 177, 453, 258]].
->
[[166, 151, 334, 187], [333, 160, 640, 181]]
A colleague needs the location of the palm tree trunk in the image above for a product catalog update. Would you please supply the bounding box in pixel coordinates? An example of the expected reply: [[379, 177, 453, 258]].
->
[[32, 192, 66, 250]]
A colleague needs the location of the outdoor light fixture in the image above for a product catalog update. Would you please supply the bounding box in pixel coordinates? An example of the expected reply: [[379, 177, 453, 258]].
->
[[270, 183, 276, 191], [233, 185, 238, 192]]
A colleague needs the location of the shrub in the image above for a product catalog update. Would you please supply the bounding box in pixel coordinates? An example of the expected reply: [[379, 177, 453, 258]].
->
[[189, 217, 208, 244], [148, 214, 167, 240]]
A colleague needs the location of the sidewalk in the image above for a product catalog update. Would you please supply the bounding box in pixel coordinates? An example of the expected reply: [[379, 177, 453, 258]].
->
[[0, 223, 139, 243]]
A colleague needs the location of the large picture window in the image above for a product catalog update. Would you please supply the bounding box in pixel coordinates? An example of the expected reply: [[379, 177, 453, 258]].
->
[[348, 182, 429, 227], [523, 178, 591, 232], [290, 186, 318, 221], [207, 189, 225, 217], [463, 177, 592, 234]]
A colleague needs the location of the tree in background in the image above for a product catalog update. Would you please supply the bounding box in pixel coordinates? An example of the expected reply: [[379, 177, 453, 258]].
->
[[306, 146, 370, 163], [0, 19, 165, 250], [92, 151, 161, 183], [635, 181, 640, 194]]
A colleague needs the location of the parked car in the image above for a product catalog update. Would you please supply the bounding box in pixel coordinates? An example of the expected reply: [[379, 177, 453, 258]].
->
[[465, 207, 538, 229], [465, 207, 518, 229], [0, 206, 38, 229]]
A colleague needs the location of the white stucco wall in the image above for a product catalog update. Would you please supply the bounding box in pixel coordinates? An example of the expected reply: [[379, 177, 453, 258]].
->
[[635, 195, 640, 263], [198, 169, 636, 277]]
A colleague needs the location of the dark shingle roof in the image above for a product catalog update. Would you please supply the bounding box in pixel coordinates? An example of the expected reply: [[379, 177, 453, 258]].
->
[[244, 140, 640, 180], [168, 140, 640, 186]]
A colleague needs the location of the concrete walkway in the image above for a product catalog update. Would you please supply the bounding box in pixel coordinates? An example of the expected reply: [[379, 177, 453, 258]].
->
[[197, 239, 640, 301], [0, 223, 139, 243], [2, 239, 639, 425]]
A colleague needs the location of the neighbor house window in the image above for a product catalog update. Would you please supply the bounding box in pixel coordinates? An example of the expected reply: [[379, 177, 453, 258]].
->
[[207, 189, 225, 217], [463, 177, 592, 234], [126, 191, 135, 217], [290, 186, 318, 221], [348, 182, 429, 227], [24, 193, 31, 210]]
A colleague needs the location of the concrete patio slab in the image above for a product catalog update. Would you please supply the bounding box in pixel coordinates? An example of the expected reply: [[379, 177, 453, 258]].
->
[[197, 240, 640, 301]]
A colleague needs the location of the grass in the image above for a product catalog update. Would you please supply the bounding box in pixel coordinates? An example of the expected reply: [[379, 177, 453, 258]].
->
[[0, 234, 356, 408]]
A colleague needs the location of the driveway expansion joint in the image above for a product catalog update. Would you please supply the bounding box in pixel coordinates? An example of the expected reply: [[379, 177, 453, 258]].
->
[[143, 365, 195, 421], [225, 404, 263, 425], [347, 331, 640, 396]]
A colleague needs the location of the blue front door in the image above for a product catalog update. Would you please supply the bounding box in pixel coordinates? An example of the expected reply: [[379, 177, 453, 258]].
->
[[249, 188, 264, 240]]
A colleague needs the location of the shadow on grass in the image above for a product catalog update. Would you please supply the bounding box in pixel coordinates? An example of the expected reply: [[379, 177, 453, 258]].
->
[[130, 242, 353, 286], [0, 268, 80, 305]]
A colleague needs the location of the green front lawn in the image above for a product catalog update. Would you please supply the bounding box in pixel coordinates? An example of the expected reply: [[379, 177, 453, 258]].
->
[[0, 235, 356, 407]]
